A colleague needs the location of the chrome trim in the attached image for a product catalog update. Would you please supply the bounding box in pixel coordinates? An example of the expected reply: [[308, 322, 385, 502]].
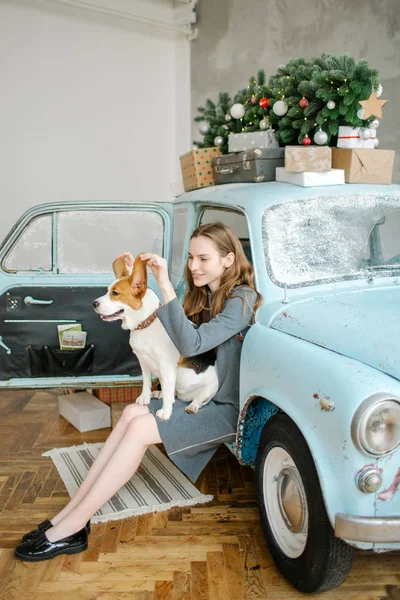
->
[[335, 513, 400, 542]]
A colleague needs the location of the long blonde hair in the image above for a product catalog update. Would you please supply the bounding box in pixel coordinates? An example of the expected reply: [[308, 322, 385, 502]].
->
[[183, 222, 262, 326]]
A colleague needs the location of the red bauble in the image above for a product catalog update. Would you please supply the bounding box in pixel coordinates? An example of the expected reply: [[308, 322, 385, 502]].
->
[[302, 135, 311, 146], [259, 97, 269, 109], [299, 97, 308, 108]]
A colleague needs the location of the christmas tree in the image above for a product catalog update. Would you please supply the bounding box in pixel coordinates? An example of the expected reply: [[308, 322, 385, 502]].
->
[[193, 92, 234, 155]]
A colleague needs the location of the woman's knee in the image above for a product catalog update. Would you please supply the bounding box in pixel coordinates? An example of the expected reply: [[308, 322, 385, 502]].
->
[[120, 402, 150, 423], [126, 413, 161, 445]]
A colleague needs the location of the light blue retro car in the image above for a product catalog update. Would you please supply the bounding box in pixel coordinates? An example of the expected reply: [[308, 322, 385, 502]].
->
[[0, 182, 399, 593]]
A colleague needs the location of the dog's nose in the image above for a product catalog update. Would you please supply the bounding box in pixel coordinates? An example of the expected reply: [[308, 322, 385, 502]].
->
[[92, 300, 99, 309]]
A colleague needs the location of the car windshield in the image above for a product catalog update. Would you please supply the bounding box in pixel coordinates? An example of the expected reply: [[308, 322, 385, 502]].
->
[[262, 194, 400, 287]]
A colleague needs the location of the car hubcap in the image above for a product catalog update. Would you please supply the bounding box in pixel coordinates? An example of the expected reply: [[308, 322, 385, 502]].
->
[[263, 447, 308, 558]]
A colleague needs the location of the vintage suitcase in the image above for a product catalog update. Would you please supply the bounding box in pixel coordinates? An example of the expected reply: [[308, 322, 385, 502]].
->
[[212, 148, 284, 184]]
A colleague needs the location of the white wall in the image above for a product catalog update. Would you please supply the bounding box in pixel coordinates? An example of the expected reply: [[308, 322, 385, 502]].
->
[[0, 0, 191, 244]]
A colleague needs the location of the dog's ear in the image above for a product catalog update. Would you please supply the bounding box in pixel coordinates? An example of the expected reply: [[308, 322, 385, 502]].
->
[[129, 255, 147, 297], [112, 253, 134, 278]]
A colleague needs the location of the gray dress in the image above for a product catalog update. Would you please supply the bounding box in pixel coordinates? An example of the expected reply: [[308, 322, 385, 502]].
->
[[147, 287, 256, 482]]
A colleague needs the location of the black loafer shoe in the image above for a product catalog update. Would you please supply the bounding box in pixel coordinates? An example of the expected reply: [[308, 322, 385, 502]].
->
[[22, 519, 91, 543], [15, 527, 88, 562]]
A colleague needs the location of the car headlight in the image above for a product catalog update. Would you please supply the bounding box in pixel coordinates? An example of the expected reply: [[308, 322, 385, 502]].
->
[[352, 394, 400, 456]]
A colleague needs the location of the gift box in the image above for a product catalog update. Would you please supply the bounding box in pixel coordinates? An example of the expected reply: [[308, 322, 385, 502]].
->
[[58, 391, 111, 432], [337, 126, 376, 149], [285, 146, 332, 172], [180, 147, 221, 192], [228, 130, 279, 153], [331, 148, 395, 184], [276, 167, 345, 187], [213, 148, 284, 184], [93, 380, 159, 405]]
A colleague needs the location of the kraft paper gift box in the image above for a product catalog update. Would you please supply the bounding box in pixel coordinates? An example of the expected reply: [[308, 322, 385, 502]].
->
[[58, 391, 111, 432], [337, 126, 376, 149], [228, 130, 279, 153], [276, 167, 345, 187], [180, 147, 221, 192], [285, 146, 332, 172], [331, 148, 395, 184]]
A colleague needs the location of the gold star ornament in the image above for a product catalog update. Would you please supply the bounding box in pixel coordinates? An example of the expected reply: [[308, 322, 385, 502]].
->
[[358, 91, 388, 120]]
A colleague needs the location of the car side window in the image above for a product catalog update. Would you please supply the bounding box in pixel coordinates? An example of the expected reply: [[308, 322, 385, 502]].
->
[[57, 210, 164, 274], [199, 209, 252, 263], [3, 214, 52, 272], [171, 208, 189, 278]]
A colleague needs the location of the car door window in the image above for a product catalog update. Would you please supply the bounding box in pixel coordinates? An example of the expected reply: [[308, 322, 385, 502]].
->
[[3, 214, 52, 272], [199, 208, 252, 263]]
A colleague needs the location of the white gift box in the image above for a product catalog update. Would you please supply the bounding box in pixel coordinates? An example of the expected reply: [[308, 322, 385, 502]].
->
[[58, 391, 111, 432], [228, 130, 279, 153], [337, 126, 376, 149], [276, 167, 345, 187]]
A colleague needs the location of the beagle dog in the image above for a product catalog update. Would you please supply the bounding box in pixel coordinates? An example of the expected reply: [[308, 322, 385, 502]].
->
[[92, 253, 218, 421]]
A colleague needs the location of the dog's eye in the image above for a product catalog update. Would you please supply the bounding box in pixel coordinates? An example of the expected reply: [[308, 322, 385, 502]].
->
[[111, 290, 120, 297]]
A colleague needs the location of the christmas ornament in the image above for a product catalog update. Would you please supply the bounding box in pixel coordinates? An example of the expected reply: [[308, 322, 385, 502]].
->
[[369, 118, 380, 129], [222, 124, 229, 130], [259, 97, 269, 109], [251, 95, 257, 104], [260, 117, 269, 130], [357, 107, 366, 120], [272, 100, 288, 116], [225, 113, 232, 122], [302, 135, 311, 146], [374, 137, 379, 148], [327, 100, 336, 110], [299, 97, 308, 108], [230, 103, 245, 119], [314, 129, 328, 145], [359, 127, 372, 140], [198, 122, 210, 135], [376, 83, 383, 98], [214, 136, 224, 146], [358, 91, 388, 120]]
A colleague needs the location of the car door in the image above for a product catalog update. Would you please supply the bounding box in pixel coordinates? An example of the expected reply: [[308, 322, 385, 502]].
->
[[0, 202, 173, 388]]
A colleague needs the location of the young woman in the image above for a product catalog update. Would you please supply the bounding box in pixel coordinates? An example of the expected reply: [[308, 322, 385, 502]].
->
[[15, 222, 261, 562]]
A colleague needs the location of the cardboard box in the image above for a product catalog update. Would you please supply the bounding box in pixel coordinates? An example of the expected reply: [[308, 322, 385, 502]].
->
[[58, 391, 111, 432], [180, 147, 221, 192], [331, 148, 395, 183], [228, 130, 279, 153], [337, 126, 376, 149], [276, 167, 345, 187], [285, 146, 332, 172], [93, 380, 159, 405]]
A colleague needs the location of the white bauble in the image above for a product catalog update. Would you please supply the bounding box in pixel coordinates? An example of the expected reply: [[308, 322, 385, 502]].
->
[[198, 121, 210, 135], [314, 129, 328, 145], [230, 103, 245, 119], [374, 137, 379, 148], [369, 118, 380, 129], [327, 100, 336, 110], [272, 100, 288, 116], [376, 83, 383, 98], [225, 113, 232, 122], [359, 127, 372, 140], [357, 107, 366, 120], [260, 118, 268, 130], [214, 136, 224, 146]]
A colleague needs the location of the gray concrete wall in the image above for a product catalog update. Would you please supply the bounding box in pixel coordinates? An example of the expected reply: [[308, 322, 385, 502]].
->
[[191, 0, 400, 182]]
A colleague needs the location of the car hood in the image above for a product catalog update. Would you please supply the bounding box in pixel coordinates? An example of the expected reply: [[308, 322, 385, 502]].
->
[[270, 287, 400, 381]]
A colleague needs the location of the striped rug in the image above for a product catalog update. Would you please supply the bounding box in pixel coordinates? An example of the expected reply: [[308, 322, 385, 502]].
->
[[42, 442, 213, 523]]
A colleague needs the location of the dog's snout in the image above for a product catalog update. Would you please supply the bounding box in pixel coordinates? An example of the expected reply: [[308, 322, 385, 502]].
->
[[92, 300, 100, 309]]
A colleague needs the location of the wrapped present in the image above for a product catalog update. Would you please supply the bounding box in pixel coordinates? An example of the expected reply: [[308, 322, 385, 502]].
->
[[285, 146, 332, 172], [228, 130, 279, 153], [337, 126, 376, 149], [276, 167, 345, 187], [331, 148, 395, 183], [213, 148, 284, 184], [180, 147, 221, 192], [93, 380, 159, 405]]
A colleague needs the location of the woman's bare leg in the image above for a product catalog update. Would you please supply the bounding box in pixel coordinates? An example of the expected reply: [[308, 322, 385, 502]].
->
[[49, 403, 151, 526], [45, 412, 161, 542]]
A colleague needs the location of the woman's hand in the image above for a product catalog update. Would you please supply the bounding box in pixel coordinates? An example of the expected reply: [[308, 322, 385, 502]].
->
[[140, 253, 176, 304]]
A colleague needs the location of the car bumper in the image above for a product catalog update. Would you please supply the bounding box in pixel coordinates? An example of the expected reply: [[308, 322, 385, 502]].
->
[[335, 513, 400, 543]]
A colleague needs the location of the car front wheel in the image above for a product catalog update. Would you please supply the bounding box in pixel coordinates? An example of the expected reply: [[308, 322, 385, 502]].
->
[[255, 413, 354, 594]]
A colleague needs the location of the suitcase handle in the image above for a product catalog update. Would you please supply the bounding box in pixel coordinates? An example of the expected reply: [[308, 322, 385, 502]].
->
[[215, 164, 239, 174]]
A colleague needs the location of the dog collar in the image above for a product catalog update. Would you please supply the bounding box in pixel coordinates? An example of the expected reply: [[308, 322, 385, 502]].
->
[[134, 304, 162, 331]]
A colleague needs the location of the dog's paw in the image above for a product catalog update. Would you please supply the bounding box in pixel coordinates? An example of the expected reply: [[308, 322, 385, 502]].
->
[[185, 402, 199, 414], [151, 390, 163, 399], [156, 408, 172, 421], [135, 394, 151, 406]]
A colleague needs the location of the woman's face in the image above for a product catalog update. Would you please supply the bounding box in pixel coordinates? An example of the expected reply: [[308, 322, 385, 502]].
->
[[188, 235, 234, 292]]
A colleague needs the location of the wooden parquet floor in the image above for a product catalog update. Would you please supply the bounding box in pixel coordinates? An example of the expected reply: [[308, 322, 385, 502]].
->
[[0, 389, 399, 600]]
